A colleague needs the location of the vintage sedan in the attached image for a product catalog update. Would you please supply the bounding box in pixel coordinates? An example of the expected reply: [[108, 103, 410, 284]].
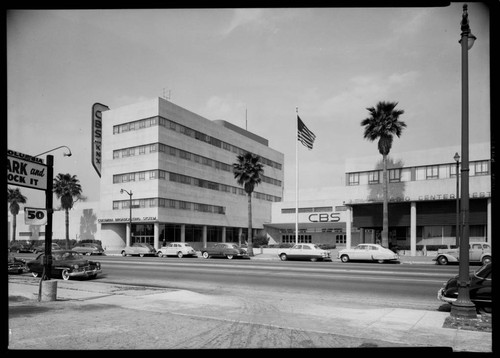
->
[[27, 250, 102, 280], [8, 241, 33, 253], [201, 243, 249, 259], [338, 244, 399, 263], [437, 262, 492, 313], [32, 242, 61, 253], [434, 241, 491, 265], [8, 251, 26, 274], [121, 243, 157, 257], [157, 242, 197, 258], [72, 242, 105, 256], [278, 243, 332, 262]]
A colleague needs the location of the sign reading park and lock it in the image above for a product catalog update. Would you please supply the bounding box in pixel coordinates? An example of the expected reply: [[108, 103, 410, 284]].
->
[[7, 150, 47, 190]]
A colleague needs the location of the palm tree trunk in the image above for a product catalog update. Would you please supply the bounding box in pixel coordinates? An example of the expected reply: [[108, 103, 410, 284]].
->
[[382, 154, 389, 247], [12, 215, 17, 242], [65, 208, 70, 249], [247, 193, 254, 256]]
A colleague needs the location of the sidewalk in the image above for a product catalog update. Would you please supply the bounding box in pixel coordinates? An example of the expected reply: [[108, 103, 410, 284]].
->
[[8, 275, 492, 352]]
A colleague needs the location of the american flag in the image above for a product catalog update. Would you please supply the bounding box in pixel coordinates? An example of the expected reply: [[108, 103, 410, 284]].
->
[[297, 116, 316, 149]]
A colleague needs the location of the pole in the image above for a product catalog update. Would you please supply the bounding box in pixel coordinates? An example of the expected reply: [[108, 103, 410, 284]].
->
[[129, 191, 133, 243], [295, 107, 299, 245], [451, 4, 476, 319], [43, 155, 54, 280], [455, 155, 460, 248]]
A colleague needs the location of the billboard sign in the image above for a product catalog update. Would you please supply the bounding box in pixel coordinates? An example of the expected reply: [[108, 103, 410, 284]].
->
[[7, 149, 47, 190], [91, 103, 109, 177], [24, 207, 48, 225]]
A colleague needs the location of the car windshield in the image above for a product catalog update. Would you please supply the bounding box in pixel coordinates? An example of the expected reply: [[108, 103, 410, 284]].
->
[[230, 245, 240, 249], [53, 251, 83, 261], [475, 263, 491, 279]]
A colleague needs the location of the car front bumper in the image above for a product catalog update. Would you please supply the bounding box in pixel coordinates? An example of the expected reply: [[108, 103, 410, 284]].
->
[[68, 267, 102, 277], [437, 288, 456, 304]]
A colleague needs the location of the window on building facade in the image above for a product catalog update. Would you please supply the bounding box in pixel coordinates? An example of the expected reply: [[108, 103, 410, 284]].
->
[[425, 165, 439, 179], [389, 168, 401, 182], [474, 161, 489, 175], [368, 170, 380, 184], [348, 173, 359, 186]]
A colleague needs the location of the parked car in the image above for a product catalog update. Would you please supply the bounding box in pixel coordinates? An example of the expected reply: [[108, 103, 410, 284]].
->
[[72, 242, 105, 256], [32, 242, 61, 254], [27, 250, 102, 280], [433, 242, 491, 265], [201, 243, 249, 259], [121, 243, 157, 257], [338, 244, 399, 263], [157, 242, 197, 258], [8, 241, 33, 253], [437, 262, 492, 313], [278, 243, 332, 262], [8, 251, 26, 274]]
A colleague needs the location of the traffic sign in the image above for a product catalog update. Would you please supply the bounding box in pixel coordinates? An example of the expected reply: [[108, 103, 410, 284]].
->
[[24, 207, 48, 225]]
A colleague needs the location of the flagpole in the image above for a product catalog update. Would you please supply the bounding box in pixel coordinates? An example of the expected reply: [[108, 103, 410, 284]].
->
[[295, 107, 299, 245]]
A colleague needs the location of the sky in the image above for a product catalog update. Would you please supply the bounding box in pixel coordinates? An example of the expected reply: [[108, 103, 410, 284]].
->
[[6, 3, 491, 208]]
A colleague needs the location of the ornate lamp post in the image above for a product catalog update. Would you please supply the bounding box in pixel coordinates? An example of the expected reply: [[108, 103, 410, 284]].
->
[[454, 152, 460, 248], [120, 189, 133, 246], [450, 4, 477, 320]]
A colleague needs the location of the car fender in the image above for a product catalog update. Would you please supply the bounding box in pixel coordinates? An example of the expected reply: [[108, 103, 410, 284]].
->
[[434, 253, 459, 262]]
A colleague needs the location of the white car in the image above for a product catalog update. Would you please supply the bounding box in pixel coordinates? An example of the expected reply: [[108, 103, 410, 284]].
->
[[338, 244, 399, 263], [157, 242, 197, 258], [433, 242, 491, 265], [278, 243, 332, 262]]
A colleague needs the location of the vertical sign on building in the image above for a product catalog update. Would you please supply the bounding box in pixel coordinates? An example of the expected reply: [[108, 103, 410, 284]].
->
[[91, 103, 109, 177]]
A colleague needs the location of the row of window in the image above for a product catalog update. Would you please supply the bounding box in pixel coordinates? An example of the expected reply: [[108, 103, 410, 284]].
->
[[112, 115, 283, 170], [113, 197, 225, 214], [281, 235, 313, 243], [347, 160, 490, 186], [113, 170, 282, 203], [113, 142, 282, 187], [281, 205, 348, 214]]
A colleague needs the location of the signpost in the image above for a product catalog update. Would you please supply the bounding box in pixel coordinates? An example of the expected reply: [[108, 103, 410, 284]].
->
[[8, 150, 53, 283]]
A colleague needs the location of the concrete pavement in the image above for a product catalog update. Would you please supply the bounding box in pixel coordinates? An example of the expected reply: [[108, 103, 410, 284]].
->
[[8, 255, 492, 352]]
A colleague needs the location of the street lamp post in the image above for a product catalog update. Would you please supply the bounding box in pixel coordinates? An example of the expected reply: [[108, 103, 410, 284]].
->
[[450, 4, 477, 320], [34, 145, 72, 157], [454, 152, 460, 248], [120, 189, 133, 246]]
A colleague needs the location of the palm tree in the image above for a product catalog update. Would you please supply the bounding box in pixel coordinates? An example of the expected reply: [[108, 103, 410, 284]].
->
[[53, 173, 83, 249], [361, 101, 406, 248], [8, 187, 27, 242], [233, 152, 264, 257]]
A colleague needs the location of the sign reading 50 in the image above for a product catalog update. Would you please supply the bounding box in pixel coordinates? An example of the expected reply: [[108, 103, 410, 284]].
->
[[308, 213, 341, 223], [24, 207, 48, 225]]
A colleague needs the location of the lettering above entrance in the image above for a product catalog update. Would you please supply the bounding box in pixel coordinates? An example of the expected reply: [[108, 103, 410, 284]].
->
[[308, 213, 341, 223], [98, 216, 157, 223]]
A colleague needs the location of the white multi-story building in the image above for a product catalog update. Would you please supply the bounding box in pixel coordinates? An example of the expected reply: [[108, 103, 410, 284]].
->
[[98, 98, 285, 251]]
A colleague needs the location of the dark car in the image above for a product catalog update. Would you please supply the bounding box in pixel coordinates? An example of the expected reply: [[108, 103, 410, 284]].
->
[[201, 243, 249, 259], [72, 242, 105, 255], [437, 262, 492, 313], [27, 250, 102, 280], [8, 251, 26, 274], [8, 241, 33, 253]]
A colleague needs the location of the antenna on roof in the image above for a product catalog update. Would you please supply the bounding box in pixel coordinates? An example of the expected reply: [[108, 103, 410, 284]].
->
[[162, 88, 171, 101]]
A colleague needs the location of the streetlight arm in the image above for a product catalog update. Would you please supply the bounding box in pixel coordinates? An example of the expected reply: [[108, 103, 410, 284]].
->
[[34, 145, 72, 157]]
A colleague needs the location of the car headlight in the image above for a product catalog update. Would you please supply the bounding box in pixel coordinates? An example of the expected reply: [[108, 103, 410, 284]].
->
[[73, 264, 79, 269]]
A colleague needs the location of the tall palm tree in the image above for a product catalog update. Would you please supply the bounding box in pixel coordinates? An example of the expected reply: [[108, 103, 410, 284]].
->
[[361, 101, 406, 248], [53, 173, 83, 249], [8, 187, 27, 242], [233, 152, 264, 257]]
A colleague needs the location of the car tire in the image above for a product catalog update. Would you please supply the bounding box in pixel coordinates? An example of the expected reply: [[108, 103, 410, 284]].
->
[[310, 257, 318, 262], [377, 259, 385, 264], [121, 251, 127, 257], [482, 256, 491, 265], [437, 256, 448, 265], [340, 255, 349, 263], [226, 254, 234, 260], [61, 269, 70, 281], [279, 253, 287, 261], [177, 252, 184, 258], [157, 251, 164, 258], [32, 271, 39, 278], [139, 253, 145, 258], [86, 252, 91, 256], [202, 252, 210, 259]]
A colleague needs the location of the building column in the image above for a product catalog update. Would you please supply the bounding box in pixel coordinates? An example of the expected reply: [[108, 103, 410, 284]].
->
[[487, 198, 491, 246], [238, 228, 243, 245], [126, 224, 131, 247], [346, 206, 352, 249], [222, 227, 226, 243], [203, 225, 207, 248], [370, 229, 375, 243], [154, 222, 160, 250], [181, 224, 185, 242], [410, 202, 417, 256], [360, 228, 365, 243]]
